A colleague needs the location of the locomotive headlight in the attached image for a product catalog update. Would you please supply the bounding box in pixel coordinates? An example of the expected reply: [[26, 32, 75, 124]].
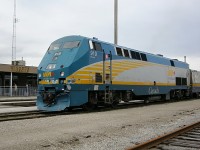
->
[[60, 72, 65, 76], [38, 73, 42, 78]]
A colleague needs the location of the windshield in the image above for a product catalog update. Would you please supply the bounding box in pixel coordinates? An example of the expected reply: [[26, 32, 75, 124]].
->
[[48, 41, 80, 51], [48, 43, 61, 51], [46, 64, 56, 70], [63, 41, 80, 49]]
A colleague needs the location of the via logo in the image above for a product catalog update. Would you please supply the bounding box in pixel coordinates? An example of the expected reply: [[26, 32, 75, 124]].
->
[[148, 87, 160, 95], [43, 72, 54, 77], [90, 50, 97, 58]]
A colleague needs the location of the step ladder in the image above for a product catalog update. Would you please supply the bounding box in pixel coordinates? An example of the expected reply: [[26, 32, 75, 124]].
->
[[104, 86, 112, 104]]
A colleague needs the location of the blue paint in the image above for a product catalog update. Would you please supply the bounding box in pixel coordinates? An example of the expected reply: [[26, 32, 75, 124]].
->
[[37, 94, 70, 111], [37, 35, 191, 111]]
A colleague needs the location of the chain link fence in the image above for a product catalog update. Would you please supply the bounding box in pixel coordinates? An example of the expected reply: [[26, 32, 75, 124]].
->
[[0, 86, 37, 96]]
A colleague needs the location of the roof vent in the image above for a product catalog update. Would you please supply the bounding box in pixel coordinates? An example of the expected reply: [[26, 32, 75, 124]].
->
[[172, 59, 178, 61], [157, 54, 163, 57]]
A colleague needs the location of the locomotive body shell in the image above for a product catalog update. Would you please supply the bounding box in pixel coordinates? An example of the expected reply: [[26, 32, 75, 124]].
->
[[37, 35, 198, 111]]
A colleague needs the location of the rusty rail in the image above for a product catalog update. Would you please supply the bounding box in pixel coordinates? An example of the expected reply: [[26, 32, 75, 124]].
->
[[127, 121, 200, 150]]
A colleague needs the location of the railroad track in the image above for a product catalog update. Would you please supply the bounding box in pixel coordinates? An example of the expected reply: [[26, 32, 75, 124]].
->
[[0, 99, 198, 122], [0, 100, 147, 122], [0, 102, 148, 122], [0, 111, 55, 122], [0, 98, 198, 122], [127, 121, 200, 150]]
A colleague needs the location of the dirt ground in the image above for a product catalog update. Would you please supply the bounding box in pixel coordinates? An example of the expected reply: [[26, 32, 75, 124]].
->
[[0, 99, 200, 150]]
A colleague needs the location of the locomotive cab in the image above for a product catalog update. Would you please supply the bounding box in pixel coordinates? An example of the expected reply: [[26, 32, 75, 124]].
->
[[37, 36, 91, 111]]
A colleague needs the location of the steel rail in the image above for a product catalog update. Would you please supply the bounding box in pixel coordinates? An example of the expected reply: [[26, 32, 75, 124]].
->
[[0, 111, 51, 122], [1, 99, 199, 122], [127, 121, 200, 150]]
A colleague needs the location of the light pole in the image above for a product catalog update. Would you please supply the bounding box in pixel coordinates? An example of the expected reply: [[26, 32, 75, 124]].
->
[[114, 0, 118, 45]]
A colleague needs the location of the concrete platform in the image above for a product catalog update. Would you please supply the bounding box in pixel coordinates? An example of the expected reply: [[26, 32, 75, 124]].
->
[[0, 96, 37, 114], [0, 96, 36, 102], [0, 105, 13, 109], [0, 106, 37, 114], [0, 101, 35, 104]]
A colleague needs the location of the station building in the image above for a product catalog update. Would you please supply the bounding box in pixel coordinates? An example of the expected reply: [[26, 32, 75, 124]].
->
[[0, 61, 37, 96], [0, 61, 37, 87]]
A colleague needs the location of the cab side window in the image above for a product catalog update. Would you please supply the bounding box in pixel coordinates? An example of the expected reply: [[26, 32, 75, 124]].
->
[[89, 40, 102, 51]]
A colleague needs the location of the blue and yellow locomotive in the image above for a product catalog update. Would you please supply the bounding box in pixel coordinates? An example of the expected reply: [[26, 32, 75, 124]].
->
[[37, 35, 199, 111]]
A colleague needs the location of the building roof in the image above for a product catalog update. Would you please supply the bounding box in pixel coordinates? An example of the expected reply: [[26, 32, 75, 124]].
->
[[0, 64, 37, 74]]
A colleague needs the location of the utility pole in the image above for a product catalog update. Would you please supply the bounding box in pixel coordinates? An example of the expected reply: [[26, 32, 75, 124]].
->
[[114, 0, 118, 45]]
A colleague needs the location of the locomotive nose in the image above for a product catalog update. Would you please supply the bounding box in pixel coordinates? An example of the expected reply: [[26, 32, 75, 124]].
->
[[42, 92, 56, 106]]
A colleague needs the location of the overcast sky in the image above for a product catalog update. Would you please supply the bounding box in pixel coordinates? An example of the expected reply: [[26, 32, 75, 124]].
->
[[0, 0, 200, 70]]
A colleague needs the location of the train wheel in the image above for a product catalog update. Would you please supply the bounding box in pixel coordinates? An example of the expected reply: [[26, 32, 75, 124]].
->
[[194, 93, 200, 99], [110, 100, 119, 108], [144, 98, 150, 104], [144, 100, 149, 104]]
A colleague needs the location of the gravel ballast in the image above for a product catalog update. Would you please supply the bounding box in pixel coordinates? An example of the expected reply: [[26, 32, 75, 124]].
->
[[0, 99, 200, 150]]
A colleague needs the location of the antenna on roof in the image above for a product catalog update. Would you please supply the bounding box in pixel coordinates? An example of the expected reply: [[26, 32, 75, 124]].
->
[[12, 0, 19, 62], [11, 0, 19, 97]]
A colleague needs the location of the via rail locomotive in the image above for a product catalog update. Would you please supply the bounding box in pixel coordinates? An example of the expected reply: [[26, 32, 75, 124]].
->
[[37, 35, 200, 111]]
